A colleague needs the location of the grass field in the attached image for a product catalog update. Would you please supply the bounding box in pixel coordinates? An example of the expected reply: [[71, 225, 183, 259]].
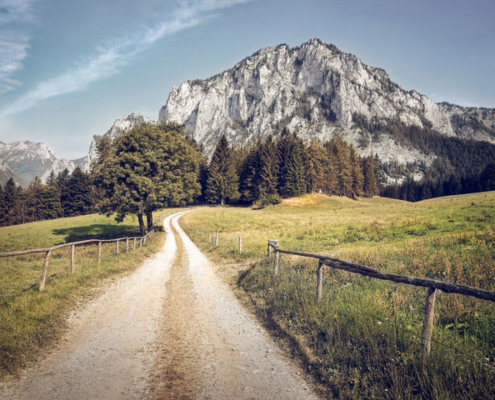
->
[[0, 210, 178, 378], [182, 192, 495, 399]]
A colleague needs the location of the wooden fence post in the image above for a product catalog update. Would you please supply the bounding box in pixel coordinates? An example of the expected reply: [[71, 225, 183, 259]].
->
[[116, 240, 120, 254], [209, 232, 212, 243], [126, 238, 129, 253], [144, 236, 147, 245], [421, 287, 437, 361], [273, 249, 280, 276], [316, 260, 323, 302], [140, 238, 143, 248], [238, 236, 243, 254], [98, 241, 102, 264], [70, 244, 75, 273], [39, 250, 52, 291], [133, 238, 136, 250], [215, 233, 219, 246]]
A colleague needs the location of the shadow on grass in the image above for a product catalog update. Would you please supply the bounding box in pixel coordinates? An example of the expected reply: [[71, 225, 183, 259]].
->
[[53, 224, 140, 243]]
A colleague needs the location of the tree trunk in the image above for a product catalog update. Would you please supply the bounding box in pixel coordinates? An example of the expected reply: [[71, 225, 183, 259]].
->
[[146, 210, 153, 231], [137, 213, 145, 236], [220, 197, 225, 206]]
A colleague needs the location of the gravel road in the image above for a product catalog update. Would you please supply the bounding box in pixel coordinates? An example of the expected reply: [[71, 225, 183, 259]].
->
[[1, 211, 319, 400]]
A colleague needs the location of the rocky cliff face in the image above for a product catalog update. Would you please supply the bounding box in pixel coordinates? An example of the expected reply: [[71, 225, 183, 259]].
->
[[159, 38, 494, 167]]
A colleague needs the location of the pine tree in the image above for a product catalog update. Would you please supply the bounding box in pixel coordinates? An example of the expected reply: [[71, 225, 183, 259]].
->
[[206, 135, 240, 205], [280, 134, 306, 197], [46, 171, 57, 187], [3, 178, 19, 225], [363, 156, 378, 197], [276, 130, 292, 195], [238, 142, 261, 203], [258, 136, 281, 205], [330, 137, 353, 197], [374, 154, 386, 190], [350, 147, 364, 198], [56, 168, 70, 192], [27, 177, 44, 222], [480, 163, 495, 191], [0, 184, 6, 226], [323, 142, 338, 194], [61, 167, 93, 217], [305, 141, 327, 193]]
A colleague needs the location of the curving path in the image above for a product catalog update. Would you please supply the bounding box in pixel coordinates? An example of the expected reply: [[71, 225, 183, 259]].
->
[[0, 211, 319, 400]]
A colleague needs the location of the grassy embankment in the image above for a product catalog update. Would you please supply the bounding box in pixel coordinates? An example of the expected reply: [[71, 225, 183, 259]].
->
[[0, 210, 177, 378], [182, 192, 495, 399]]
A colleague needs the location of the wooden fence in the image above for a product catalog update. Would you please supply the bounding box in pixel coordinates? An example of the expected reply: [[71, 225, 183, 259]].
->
[[0, 229, 156, 292], [267, 239, 495, 361], [192, 228, 244, 254]]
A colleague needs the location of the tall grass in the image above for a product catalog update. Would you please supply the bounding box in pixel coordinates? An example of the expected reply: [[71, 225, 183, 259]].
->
[[183, 192, 495, 399]]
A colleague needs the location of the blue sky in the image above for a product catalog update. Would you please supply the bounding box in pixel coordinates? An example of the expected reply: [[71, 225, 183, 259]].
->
[[0, 0, 494, 159]]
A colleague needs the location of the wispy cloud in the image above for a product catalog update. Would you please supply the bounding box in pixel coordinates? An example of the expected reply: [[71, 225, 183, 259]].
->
[[0, 0, 249, 118], [0, 0, 36, 93]]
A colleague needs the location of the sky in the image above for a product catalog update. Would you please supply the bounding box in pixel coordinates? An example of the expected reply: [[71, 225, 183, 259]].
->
[[0, 0, 494, 160]]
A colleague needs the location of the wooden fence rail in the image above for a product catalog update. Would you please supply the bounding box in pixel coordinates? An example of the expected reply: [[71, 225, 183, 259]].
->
[[0, 229, 156, 292], [267, 240, 495, 361]]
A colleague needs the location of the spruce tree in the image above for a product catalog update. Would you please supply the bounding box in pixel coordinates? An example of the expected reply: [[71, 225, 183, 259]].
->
[[258, 136, 281, 205], [0, 184, 6, 226], [280, 134, 306, 198], [330, 137, 353, 197], [3, 178, 19, 225], [350, 147, 364, 198], [61, 167, 93, 217], [363, 156, 378, 197], [206, 135, 240, 205], [238, 143, 261, 203], [374, 154, 387, 190], [305, 141, 327, 193], [323, 142, 338, 194]]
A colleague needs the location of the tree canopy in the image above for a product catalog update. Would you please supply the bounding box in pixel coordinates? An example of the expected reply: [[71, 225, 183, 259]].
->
[[93, 123, 201, 234]]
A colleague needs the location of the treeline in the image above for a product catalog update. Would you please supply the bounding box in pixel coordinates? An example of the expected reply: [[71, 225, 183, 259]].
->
[[381, 163, 495, 202], [204, 133, 381, 206], [0, 168, 94, 227], [0, 127, 384, 227]]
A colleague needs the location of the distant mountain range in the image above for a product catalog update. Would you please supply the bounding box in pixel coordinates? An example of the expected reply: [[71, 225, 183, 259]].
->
[[2, 38, 494, 187], [0, 114, 152, 186]]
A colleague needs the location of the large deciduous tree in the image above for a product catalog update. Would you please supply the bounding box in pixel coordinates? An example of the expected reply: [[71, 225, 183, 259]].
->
[[94, 123, 201, 235]]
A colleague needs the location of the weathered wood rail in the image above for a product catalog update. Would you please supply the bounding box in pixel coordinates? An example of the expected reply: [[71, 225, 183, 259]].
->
[[267, 240, 495, 361], [0, 229, 156, 292]]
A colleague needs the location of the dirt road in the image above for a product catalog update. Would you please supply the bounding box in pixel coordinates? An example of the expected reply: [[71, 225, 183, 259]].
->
[[1, 211, 319, 400]]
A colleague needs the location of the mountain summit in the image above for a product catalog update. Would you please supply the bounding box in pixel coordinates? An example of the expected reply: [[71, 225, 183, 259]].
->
[[159, 38, 495, 168]]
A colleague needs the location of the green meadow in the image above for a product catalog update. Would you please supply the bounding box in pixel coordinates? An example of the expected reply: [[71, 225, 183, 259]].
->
[[0, 211, 175, 378], [183, 192, 495, 399]]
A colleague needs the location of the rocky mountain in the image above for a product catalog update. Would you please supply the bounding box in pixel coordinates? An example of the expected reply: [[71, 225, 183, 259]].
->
[[40, 158, 77, 183], [78, 113, 154, 173], [0, 141, 58, 187], [3, 39, 494, 187], [0, 113, 154, 187], [159, 38, 495, 172]]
